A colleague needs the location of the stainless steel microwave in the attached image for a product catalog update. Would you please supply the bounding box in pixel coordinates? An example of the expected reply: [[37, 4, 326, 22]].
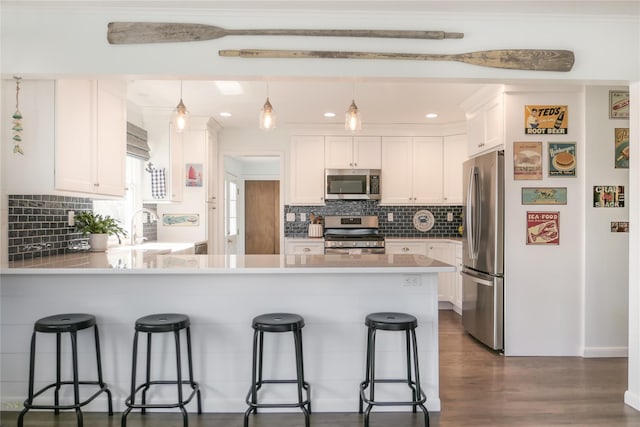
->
[[325, 169, 381, 200]]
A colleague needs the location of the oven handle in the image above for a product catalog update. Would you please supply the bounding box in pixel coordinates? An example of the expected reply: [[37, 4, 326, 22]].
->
[[324, 248, 385, 255]]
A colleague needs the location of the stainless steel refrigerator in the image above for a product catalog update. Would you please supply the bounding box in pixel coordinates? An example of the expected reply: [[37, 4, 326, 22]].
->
[[461, 150, 505, 351]]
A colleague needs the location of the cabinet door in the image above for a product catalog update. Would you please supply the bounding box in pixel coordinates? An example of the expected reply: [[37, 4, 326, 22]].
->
[[413, 137, 443, 204], [453, 245, 463, 312], [443, 134, 467, 204], [467, 110, 485, 156], [285, 239, 325, 255], [95, 81, 126, 197], [381, 137, 413, 204], [325, 136, 354, 169], [484, 95, 504, 149], [290, 136, 325, 205], [55, 80, 96, 194], [428, 242, 456, 302], [353, 136, 381, 169]]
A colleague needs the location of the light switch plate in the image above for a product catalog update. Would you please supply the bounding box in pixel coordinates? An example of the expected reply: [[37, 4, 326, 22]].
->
[[447, 212, 454, 222], [286, 213, 295, 222], [300, 213, 307, 222], [68, 210, 75, 226], [387, 212, 394, 222]]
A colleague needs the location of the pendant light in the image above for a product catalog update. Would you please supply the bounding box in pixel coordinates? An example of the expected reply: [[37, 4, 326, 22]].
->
[[345, 83, 362, 132], [259, 83, 276, 130], [173, 80, 189, 132]]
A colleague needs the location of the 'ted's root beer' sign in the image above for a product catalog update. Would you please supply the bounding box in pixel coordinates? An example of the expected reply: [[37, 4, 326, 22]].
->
[[524, 105, 568, 135]]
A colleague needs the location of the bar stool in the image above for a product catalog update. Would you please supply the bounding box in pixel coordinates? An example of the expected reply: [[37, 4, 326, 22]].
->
[[121, 313, 201, 427], [358, 312, 429, 427], [17, 313, 113, 427], [244, 313, 311, 427]]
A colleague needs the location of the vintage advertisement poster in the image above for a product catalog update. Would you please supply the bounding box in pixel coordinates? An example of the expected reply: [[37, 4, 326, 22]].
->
[[593, 186, 625, 207], [611, 222, 629, 233], [526, 211, 560, 245], [521, 187, 567, 205], [513, 141, 542, 180], [614, 128, 629, 168], [548, 142, 576, 177], [524, 105, 568, 135], [609, 90, 630, 119]]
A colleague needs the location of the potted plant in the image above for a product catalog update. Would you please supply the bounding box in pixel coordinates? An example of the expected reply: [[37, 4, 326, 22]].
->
[[75, 211, 127, 252]]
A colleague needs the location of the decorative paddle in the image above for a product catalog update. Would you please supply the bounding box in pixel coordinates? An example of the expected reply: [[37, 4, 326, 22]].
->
[[218, 48, 575, 72], [107, 22, 464, 44]]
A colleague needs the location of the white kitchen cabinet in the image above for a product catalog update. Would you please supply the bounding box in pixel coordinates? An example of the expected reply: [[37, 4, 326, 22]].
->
[[325, 136, 381, 169], [443, 134, 467, 204], [289, 136, 325, 205], [465, 92, 504, 157], [285, 239, 325, 255], [55, 80, 126, 197], [381, 136, 443, 205], [427, 241, 457, 302], [452, 242, 463, 314]]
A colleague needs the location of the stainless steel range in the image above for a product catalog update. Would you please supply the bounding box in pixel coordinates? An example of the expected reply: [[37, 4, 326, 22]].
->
[[323, 215, 385, 254]]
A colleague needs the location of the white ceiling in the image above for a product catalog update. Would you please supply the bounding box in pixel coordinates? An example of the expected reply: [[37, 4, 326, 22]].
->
[[127, 79, 488, 129]]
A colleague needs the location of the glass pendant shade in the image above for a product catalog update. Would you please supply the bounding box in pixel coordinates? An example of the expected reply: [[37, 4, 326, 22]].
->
[[345, 99, 362, 132], [173, 98, 189, 132], [259, 97, 276, 129]]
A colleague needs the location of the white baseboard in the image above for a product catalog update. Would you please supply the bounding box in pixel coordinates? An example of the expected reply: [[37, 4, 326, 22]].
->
[[624, 390, 640, 411], [582, 346, 628, 358]]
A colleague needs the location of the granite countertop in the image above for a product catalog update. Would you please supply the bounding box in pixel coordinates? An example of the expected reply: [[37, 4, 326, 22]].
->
[[2, 253, 455, 275]]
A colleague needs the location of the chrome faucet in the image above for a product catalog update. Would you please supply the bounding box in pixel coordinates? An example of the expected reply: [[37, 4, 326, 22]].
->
[[130, 208, 159, 245]]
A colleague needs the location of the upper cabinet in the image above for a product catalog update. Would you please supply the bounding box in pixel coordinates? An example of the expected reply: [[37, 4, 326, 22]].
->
[[325, 136, 381, 169], [381, 136, 443, 205], [289, 136, 325, 205], [443, 134, 467, 204], [462, 86, 505, 157], [55, 80, 126, 197]]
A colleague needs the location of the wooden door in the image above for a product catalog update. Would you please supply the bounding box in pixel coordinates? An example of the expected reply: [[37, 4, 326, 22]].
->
[[245, 180, 280, 254]]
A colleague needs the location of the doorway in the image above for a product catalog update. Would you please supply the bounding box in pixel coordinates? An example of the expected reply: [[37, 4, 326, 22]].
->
[[245, 180, 280, 254]]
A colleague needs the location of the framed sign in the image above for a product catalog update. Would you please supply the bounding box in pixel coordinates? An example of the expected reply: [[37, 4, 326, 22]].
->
[[514, 141, 542, 180], [524, 105, 567, 135], [614, 128, 629, 168], [522, 187, 567, 205], [526, 211, 560, 245], [611, 222, 629, 233], [593, 186, 625, 207], [609, 90, 629, 119], [548, 142, 576, 177]]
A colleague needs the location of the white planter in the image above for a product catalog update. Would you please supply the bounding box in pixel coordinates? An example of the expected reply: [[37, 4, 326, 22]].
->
[[89, 233, 109, 252]]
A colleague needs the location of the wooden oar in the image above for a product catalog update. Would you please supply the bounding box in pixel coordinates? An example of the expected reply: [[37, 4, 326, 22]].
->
[[219, 48, 575, 72], [107, 22, 464, 44]]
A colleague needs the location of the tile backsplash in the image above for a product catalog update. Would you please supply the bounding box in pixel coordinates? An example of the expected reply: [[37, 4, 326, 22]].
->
[[8, 195, 92, 261], [284, 200, 463, 238]]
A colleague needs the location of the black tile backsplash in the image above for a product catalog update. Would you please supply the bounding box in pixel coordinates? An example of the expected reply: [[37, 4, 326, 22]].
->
[[284, 200, 463, 238], [8, 195, 92, 261]]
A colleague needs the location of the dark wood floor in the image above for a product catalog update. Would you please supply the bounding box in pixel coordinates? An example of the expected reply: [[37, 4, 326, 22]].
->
[[4, 310, 640, 426]]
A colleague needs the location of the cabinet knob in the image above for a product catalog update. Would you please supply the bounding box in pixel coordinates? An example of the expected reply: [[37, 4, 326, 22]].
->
[[304, 247, 311, 252], [402, 247, 409, 252], [94, 183, 99, 187]]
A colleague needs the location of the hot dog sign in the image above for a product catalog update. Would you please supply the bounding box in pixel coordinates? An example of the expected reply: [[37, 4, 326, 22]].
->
[[524, 105, 568, 135], [527, 211, 560, 245]]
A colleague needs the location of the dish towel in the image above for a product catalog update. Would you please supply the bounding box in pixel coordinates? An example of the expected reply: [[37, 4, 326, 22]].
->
[[150, 168, 167, 199]]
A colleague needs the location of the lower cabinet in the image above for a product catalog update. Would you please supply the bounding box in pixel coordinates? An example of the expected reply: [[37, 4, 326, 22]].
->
[[386, 239, 460, 305], [284, 239, 325, 255]]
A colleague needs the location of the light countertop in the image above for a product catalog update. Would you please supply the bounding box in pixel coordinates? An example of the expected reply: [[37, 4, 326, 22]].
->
[[2, 252, 455, 275]]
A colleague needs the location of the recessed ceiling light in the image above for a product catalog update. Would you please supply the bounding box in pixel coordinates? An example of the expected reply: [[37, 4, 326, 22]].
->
[[324, 112, 336, 118], [425, 113, 438, 119], [219, 112, 232, 117]]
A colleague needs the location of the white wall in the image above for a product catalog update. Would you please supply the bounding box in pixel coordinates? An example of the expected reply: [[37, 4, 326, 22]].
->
[[504, 87, 585, 356], [584, 86, 630, 357]]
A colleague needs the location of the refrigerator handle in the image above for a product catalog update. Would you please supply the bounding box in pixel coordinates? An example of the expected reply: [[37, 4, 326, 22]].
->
[[461, 270, 495, 287], [466, 166, 481, 260]]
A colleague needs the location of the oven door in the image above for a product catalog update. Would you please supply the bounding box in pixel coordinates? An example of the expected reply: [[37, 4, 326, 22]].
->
[[325, 247, 385, 255]]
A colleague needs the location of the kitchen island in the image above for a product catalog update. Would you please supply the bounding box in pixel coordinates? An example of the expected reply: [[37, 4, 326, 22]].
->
[[1, 253, 453, 414]]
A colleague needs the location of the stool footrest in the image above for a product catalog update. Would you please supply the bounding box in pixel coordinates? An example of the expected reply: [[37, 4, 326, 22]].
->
[[125, 380, 200, 409], [24, 381, 110, 410], [360, 379, 427, 407], [245, 379, 311, 409]]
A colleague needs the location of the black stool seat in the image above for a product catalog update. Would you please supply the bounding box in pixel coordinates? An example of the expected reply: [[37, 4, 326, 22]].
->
[[122, 313, 201, 427], [135, 313, 190, 332], [244, 313, 311, 427], [365, 312, 418, 331], [34, 313, 96, 333], [252, 313, 305, 332], [359, 311, 429, 427], [18, 313, 113, 427]]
